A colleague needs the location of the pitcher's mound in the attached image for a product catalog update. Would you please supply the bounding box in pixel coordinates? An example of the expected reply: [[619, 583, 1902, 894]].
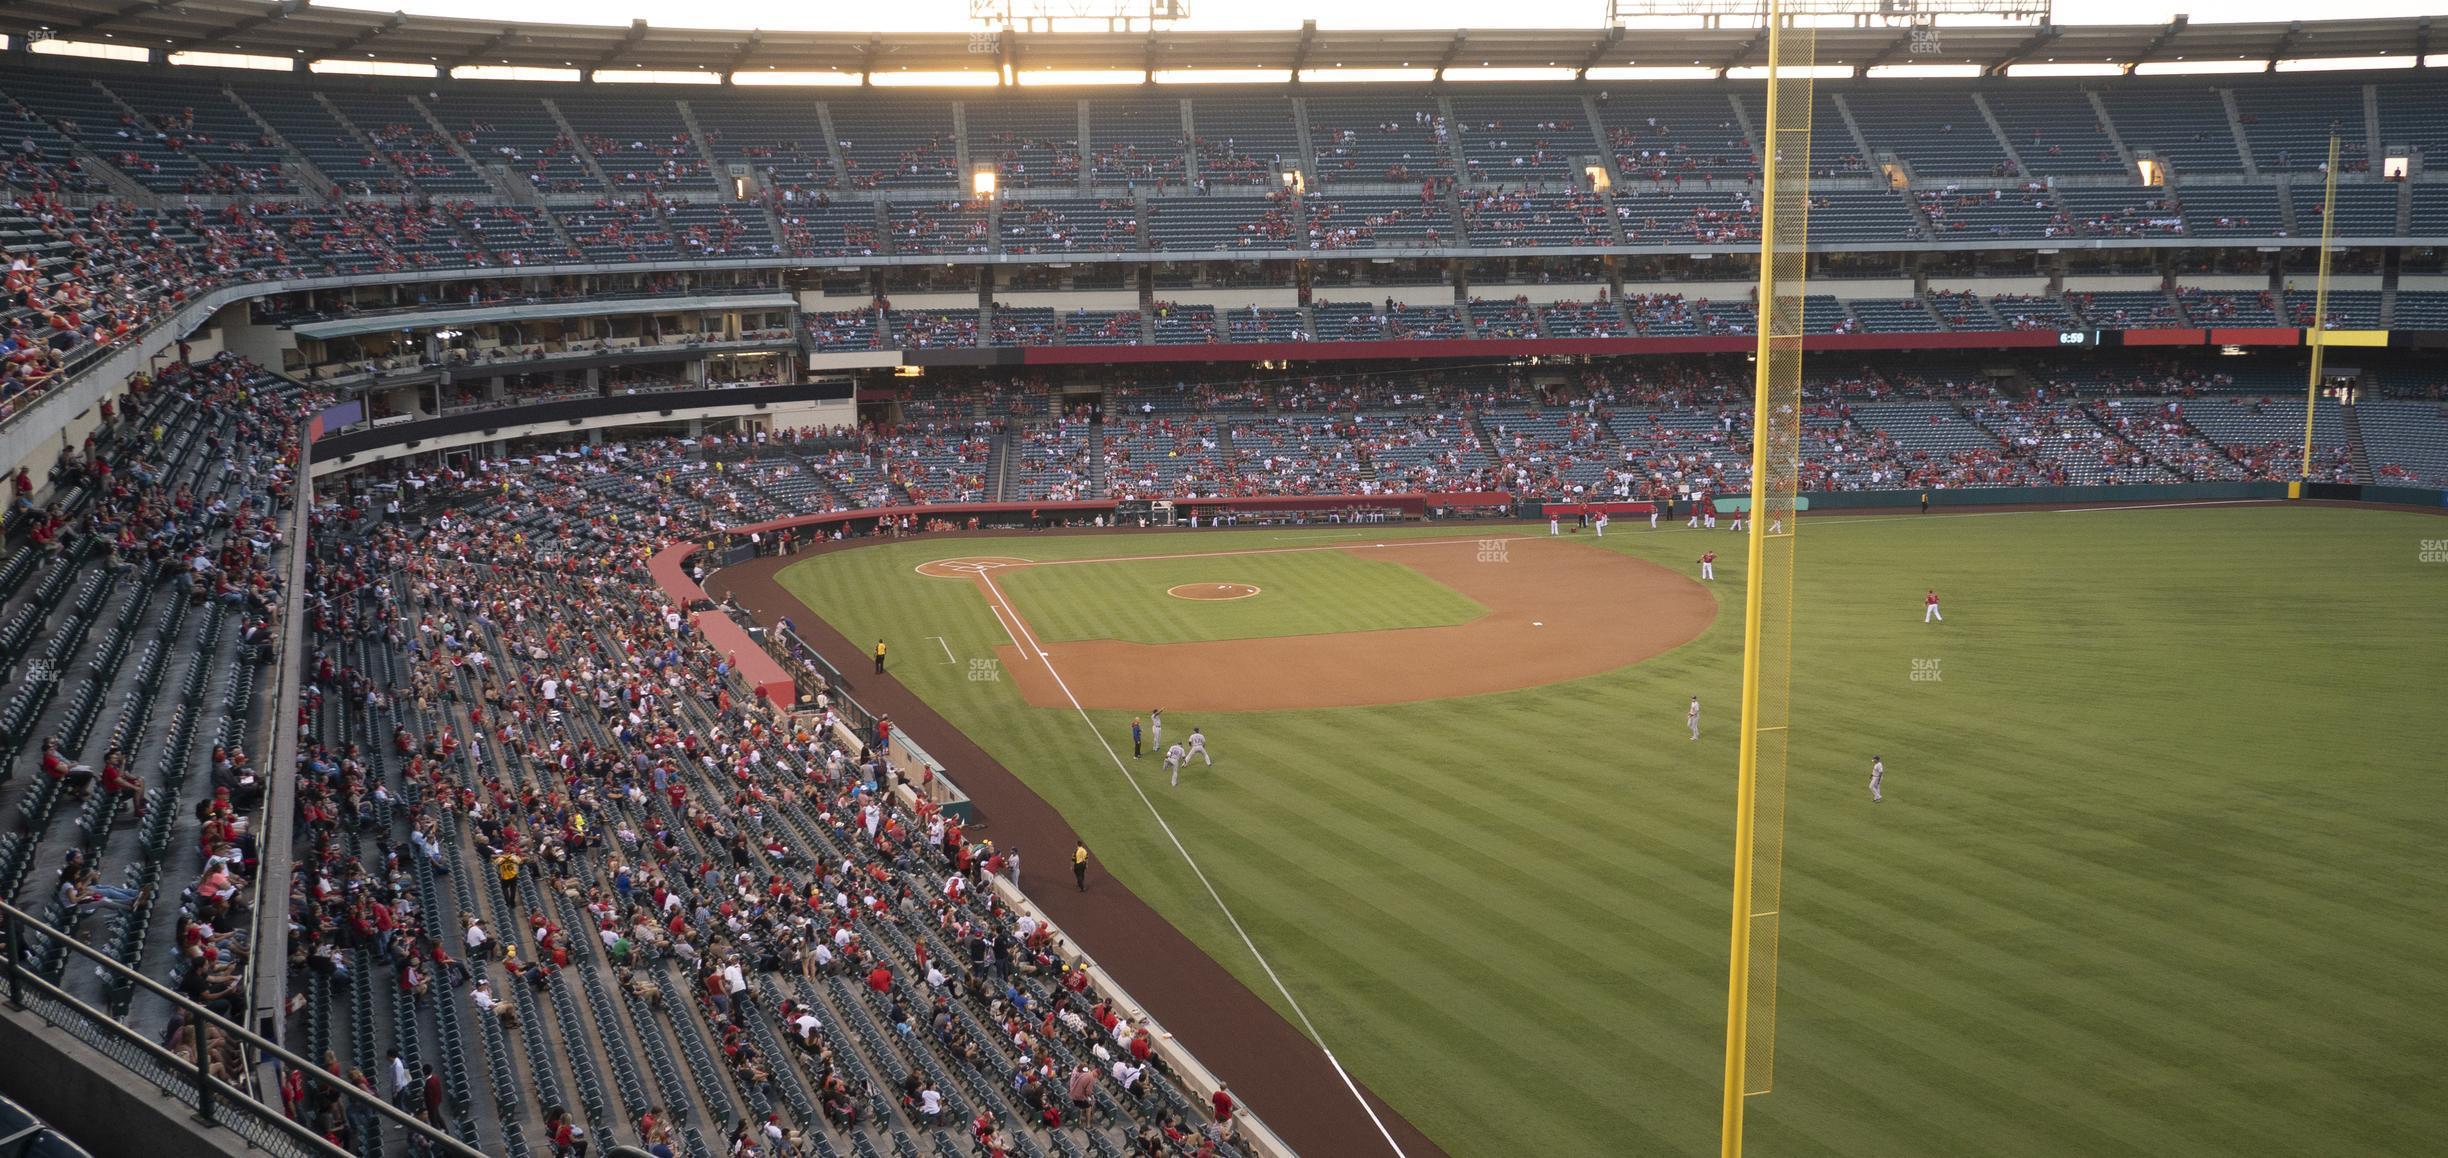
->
[[1169, 583, 1261, 601]]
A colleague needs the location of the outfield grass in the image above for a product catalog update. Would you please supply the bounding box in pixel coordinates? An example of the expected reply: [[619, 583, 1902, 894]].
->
[[776, 508, 2448, 1158], [986, 544, 1486, 644]]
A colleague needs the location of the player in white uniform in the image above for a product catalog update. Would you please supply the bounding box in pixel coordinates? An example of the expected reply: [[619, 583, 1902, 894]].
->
[[1649, 504, 1661, 530], [1687, 697, 1701, 741], [1186, 728, 1212, 766], [1594, 512, 1608, 537], [1924, 589, 1943, 623], [1869, 756, 1884, 803], [1163, 743, 1187, 787]]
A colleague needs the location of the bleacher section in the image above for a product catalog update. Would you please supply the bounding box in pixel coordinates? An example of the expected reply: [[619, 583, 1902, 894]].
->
[[1303, 193, 1454, 248], [829, 98, 960, 190], [1306, 97, 1455, 185], [2097, 85, 2244, 174], [426, 90, 601, 193], [556, 93, 718, 193], [1189, 97, 1300, 187], [1001, 197, 1140, 253], [320, 90, 493, 194], [1985, 88, 2127, 177], [1594, 89, 1755, 182], [1845, 91, 2016, 178], [967, 100, 1083, 191], [2232, 84, 2368, 175], [689, 91, 840, 192], [2358, 399, 2448, 486], [1452, 94, 1592, 184], [1087, 99, 1188, 187]]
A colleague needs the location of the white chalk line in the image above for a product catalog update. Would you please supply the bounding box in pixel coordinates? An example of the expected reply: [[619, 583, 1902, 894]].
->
[[973, 568, 1411, 1158], [928, 635, 958, 664], [1797, 498, 2272, 528], [983, 602, 1031, 664]]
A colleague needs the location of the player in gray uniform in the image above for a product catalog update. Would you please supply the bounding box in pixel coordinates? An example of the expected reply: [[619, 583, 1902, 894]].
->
[[1149, 708, 1163, 753], [1687, 696, 1701, 741], [1164, 743, 1187, 787], [1869, 755, 1884, 803], [1186, 728, 1213, 766]]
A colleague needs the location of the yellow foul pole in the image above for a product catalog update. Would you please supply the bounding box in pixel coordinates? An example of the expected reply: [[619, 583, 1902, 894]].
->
[[2301, 134, 2339, 481], [1722, 2, 1811, 1154]]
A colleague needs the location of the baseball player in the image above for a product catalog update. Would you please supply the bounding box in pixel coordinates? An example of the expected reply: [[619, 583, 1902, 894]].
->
[[1869, 755, 1884, 803], [1924, 588, 1943, 623], [1729, 508, 1747, 532], [1594, 512, 1609, 537], [1549, 514, 1561, 536], [1149, 708, 1163, 753], [1687, 697, 1701, 741], [1687, 499, 1703, 529], [1649, 503, 1661, 530], [1164, 742, 1187, 787], [1703, 501, 1717, 530], [1186, 727, 1212, 766], [1699, 550, 1716, 581]]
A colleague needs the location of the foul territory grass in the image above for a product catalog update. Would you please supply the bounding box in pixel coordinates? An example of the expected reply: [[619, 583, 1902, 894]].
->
[[775, 508, 2448, 1158], [989, 544, 1487, 644]]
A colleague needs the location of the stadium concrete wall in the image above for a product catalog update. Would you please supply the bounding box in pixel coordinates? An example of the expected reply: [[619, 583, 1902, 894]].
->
[[0, 1004, 259, 1158]]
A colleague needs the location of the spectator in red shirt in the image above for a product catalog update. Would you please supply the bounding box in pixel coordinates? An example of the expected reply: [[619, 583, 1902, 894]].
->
[[41, 737, 95, 800]]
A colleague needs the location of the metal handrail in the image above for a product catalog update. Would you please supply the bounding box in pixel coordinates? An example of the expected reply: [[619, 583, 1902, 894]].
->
[[0, 898, 483, 1158]]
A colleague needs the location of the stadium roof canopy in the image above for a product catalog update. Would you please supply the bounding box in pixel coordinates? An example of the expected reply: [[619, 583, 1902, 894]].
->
[[3, 1, 2436, 80]]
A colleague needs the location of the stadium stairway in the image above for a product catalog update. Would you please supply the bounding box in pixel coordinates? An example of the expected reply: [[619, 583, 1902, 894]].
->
[[2340, 403, 2374, 484]]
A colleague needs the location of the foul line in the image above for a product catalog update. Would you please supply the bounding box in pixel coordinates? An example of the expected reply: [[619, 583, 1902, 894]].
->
[[973, 567, 1411, 1158], [1801, 498, 2271, 528], [928, 635, 958, 664]]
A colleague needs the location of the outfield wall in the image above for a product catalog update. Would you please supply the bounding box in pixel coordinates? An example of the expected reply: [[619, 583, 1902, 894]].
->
[[1801, 482, 2291, 510]]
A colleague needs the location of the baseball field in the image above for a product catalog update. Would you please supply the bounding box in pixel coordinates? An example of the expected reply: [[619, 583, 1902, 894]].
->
[[749, 503, 2447, 1158]]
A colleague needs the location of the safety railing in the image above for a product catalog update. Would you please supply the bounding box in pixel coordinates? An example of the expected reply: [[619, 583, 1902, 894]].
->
[[0, 898, 483, 1158]]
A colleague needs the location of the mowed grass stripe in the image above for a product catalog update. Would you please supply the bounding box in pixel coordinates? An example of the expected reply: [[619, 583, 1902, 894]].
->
[[774, 513, 2448, 1158], [1157, 776, 1719, 1156]]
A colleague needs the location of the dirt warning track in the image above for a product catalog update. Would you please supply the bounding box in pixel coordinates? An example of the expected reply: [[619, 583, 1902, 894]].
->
[[948, 535, 1714, 712]]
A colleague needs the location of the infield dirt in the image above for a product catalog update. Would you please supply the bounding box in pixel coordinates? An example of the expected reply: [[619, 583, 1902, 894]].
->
[[948, 535, 1715, 711]]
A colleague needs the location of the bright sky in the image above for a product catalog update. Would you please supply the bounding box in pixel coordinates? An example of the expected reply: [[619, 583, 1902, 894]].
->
[[314, 0, 2441, 35]]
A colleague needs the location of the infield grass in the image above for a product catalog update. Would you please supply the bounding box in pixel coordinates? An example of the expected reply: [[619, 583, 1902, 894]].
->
[[987, 543, 1487, 644], [776, 507, 2448, 1158]]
